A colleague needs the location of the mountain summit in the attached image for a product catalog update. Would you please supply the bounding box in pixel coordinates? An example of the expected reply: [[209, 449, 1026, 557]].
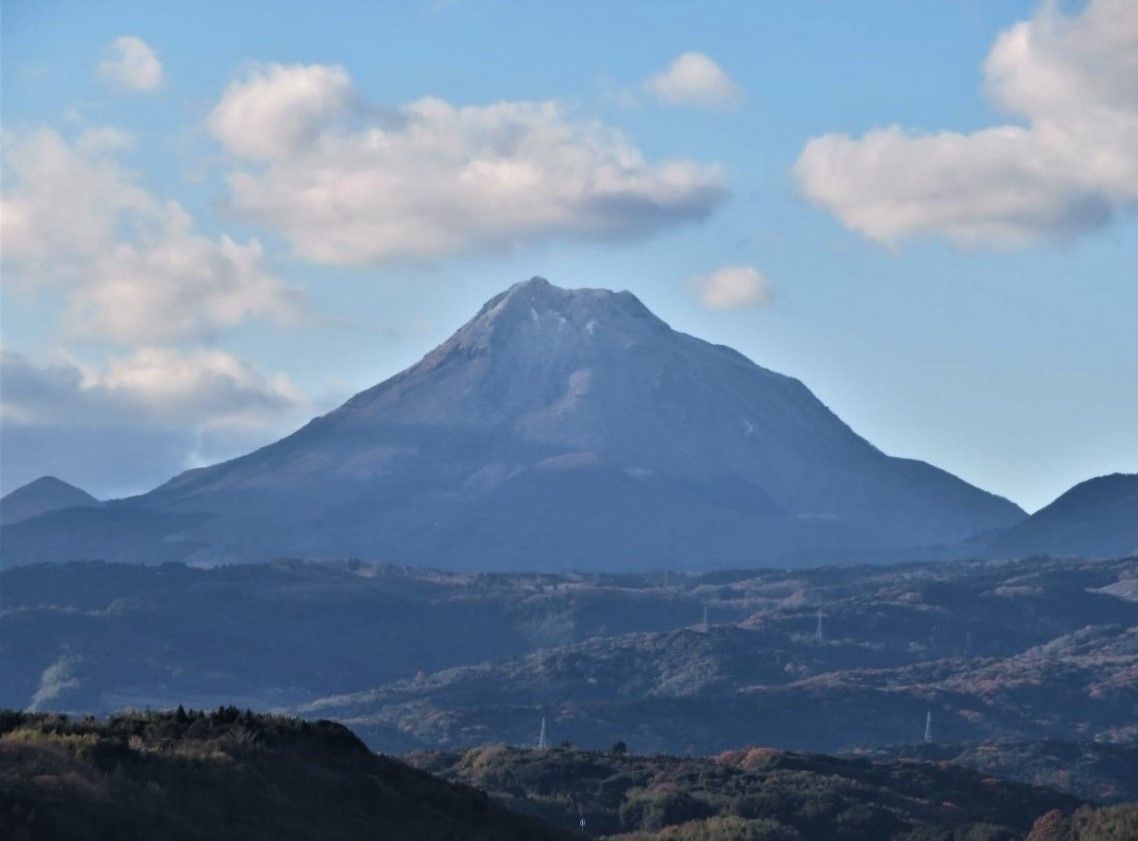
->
[[0, 476, 101, 527], [1, 278, 1024, 569]]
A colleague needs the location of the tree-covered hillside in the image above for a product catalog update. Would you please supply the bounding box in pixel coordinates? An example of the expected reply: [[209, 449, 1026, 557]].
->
[[409, 743, 1081, 840], [0, 709, 576, 841]]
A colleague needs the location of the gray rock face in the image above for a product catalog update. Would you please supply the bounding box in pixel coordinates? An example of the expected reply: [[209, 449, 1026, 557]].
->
[[1, 278, 1024, 569]]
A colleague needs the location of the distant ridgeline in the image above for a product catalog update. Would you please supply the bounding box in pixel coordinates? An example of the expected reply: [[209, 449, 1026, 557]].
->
[[3, 554, 1136, 766]]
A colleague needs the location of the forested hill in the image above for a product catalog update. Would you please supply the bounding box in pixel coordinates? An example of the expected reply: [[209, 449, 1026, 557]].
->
[[410, 743, 1083, 840], [0, 709, 576, 841]]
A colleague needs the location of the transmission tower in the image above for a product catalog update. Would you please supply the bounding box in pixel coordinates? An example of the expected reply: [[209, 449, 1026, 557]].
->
[[538, 716, 547, 749], [814, 607, 824, 644], [924, 709, 933, 744]]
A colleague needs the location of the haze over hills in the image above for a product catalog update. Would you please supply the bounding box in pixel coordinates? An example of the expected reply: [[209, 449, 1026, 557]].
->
[[0, 476, 100, 527], [0, 277, 1026, 570]]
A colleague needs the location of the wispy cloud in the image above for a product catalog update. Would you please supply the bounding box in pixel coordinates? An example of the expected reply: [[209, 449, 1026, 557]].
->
[[28, 655, 81, 711]]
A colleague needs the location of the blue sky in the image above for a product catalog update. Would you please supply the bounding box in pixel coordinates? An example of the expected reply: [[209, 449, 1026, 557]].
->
[[2, 0, 1136, 510]]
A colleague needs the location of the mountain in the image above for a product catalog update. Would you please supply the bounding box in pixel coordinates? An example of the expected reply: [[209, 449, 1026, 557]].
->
[[981, 473, 1138, 559], [0, 709, 575, 841], [0, 278, 1024, 569], [0, 476, 100, 527]]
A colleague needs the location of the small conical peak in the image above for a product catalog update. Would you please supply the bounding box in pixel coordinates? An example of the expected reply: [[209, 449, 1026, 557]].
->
[[3, 475, 91, 500], [1, 475, 101, 526]]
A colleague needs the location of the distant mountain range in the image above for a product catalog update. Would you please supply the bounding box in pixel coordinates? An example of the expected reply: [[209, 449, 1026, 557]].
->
[[1, 278, 1133, 568]]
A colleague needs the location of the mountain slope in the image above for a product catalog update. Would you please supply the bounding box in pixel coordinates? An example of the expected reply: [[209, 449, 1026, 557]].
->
[[0, 476, 100, 526], [983, 474, 1138, 558], [0, 278, 1024, 569]]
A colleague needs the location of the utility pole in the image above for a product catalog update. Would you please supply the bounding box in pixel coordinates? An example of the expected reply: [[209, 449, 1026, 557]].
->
[[924, 709, 933, 744], [538, 716, 547, 749]]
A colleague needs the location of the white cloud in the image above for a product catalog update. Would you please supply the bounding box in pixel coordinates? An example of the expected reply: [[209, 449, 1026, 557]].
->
[[794, 0, 1138, 248], [1, 347, 306, 433], [643, 52, 743, 109], [210, 63, 354, 160], [0, 348, 312, 497], [1, 127, 304, 343], [208, 63, 726, 264], [98, 36, 164, 92], [692, 265, 772, 310]]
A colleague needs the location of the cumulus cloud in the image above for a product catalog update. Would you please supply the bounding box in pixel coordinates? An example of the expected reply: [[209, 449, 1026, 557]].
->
[[0, 348, 312, 497], [98, 36, 163, 92], [208, 63, 726, 264], [210, 63, 354, 160], [643, 52, 743, 109], [1, 127, 304, 343], [794, 0, 1138, 248], [692, 265, 772, 310]]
